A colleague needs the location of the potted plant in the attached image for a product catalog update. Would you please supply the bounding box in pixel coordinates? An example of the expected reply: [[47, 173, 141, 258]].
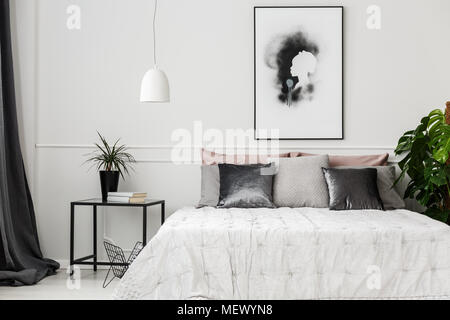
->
[[86, 132, 135, 201], [394, 108, 450, 223]]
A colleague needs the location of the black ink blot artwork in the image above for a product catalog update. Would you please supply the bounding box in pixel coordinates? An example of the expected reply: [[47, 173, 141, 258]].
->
[[265, 31, 319, 107]]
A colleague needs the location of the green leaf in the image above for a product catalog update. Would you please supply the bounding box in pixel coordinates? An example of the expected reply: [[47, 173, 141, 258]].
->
[[433, 143, 450, 164], [424, 159, 447, 186], [394, 107, 450, 223], [84, 132, 135, 179], [424, 207, 449, 223]]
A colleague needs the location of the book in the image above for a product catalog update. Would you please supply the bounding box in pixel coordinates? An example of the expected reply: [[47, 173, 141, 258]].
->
[[128, 197, 146, 203], [107, 196, 146, 203], [107, 192, 147, 198]]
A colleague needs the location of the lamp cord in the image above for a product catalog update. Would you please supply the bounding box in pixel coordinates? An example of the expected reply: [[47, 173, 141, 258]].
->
[[153, 0, 157, 66]]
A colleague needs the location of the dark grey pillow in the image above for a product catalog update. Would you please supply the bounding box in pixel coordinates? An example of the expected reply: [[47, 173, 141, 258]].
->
[[322, 168, 384, 210], [217, 163, 275, 208], [336, 165, 405, 210]]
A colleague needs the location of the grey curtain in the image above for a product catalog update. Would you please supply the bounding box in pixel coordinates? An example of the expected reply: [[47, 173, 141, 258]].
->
[[0, 0, 59, 286]]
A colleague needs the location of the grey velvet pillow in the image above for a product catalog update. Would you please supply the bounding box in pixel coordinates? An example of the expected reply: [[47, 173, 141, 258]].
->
[[197, 165, 220, 208], [217, 163, 276, 208], [337, 165, 405, 210], [322, 168, 384, 210], [273, 155, 329, 208]]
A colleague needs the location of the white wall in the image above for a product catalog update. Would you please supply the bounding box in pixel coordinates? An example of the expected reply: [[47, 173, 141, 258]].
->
[[11, 0, 450, 262]]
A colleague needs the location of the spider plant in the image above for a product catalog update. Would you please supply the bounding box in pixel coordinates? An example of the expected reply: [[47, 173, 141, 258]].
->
[[86, 132, 135, 179]]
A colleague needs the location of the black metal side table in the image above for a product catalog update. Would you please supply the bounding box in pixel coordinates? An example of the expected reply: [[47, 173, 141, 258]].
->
[[69, 198, 165, 275]]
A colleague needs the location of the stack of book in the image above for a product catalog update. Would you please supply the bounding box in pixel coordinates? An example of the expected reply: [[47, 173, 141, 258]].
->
[[107, 192, 147, 203]]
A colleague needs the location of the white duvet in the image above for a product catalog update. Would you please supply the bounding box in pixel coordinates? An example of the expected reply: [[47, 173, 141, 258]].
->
[[113, 207, 450, 299]]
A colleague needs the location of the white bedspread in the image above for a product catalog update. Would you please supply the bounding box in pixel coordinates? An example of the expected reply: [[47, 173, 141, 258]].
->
[[113, 207, 450, 299]]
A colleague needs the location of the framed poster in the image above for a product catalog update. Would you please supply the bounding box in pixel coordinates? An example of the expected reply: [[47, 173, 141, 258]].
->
[[254, 6, 343, 140]]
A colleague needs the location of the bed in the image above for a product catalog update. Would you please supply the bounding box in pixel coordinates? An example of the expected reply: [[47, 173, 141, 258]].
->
[[112, 207, 450, 299]]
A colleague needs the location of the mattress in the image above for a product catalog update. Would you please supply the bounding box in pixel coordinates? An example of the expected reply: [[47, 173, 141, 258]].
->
[[113, 207, 450, 299]]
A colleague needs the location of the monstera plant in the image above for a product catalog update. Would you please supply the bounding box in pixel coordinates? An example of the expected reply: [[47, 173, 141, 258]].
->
[[394, 108, 450, 223]]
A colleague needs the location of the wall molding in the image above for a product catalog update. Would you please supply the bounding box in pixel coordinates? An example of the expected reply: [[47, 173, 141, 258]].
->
[[35, 144, 399, 163], [35, 143, 396, 150]]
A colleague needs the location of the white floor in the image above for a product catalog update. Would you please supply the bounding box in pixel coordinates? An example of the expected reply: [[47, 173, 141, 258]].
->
[[0, 269, 115, 300], [3, 270, 448, 300]]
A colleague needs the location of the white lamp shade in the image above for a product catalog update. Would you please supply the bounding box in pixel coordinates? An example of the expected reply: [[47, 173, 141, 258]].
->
[[140, 67, 170, 102]]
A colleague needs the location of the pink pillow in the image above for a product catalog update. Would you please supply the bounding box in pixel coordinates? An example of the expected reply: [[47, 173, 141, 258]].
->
[[201, 149, 289, 165], [289, 152, 389, 167]]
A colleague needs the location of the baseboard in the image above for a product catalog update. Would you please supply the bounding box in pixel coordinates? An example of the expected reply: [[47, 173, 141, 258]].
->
[[56, 259, 110, 271]]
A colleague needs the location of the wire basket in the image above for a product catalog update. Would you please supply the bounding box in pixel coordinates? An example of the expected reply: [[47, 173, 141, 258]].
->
[[103, 241, 143, 288]]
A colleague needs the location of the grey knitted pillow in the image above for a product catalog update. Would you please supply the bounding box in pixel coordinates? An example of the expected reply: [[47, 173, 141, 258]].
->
[[197, 165, 220, 208], [273, 155, 329, 208]]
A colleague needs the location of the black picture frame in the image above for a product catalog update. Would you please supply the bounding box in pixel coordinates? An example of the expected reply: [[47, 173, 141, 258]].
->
[[253, 6, 344, 140]]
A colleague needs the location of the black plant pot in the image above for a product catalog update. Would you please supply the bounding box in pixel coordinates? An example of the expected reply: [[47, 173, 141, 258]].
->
[[100, 171, 119, 201]]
